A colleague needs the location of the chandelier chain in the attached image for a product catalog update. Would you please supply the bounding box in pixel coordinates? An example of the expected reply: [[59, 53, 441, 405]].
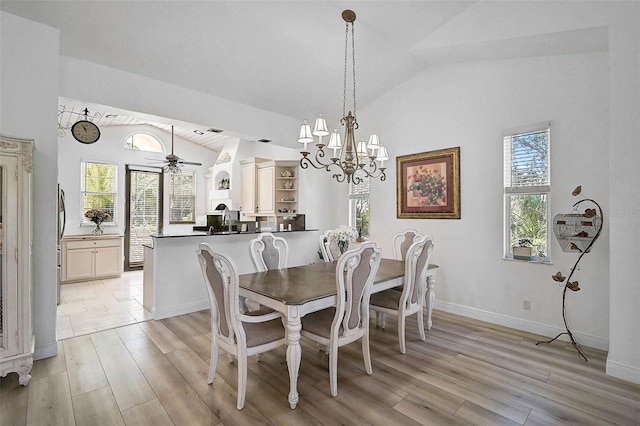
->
[[343, 21, 349, 119], [351, 22, 357, 121]]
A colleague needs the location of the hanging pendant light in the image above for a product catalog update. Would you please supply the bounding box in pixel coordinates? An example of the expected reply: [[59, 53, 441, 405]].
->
[[298, 10, 388, 184]]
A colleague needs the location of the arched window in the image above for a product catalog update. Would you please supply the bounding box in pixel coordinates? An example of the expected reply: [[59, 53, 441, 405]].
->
[[124, 132, 164, 153]]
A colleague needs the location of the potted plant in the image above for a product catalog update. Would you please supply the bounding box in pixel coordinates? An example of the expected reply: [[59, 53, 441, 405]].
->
[[513, 238, 533, 261]]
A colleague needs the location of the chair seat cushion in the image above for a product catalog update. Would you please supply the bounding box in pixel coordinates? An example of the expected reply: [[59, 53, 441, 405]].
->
[[243, 318, 285, 348], [370, 289, 402, 310], [301, 307, 342, 339]]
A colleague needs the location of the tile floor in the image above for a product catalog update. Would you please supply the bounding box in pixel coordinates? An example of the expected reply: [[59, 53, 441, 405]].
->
[[57, 270, 152, 339]]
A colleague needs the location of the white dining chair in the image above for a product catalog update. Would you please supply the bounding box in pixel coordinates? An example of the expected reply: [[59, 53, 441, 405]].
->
[[249, 232, 289, 271], [319, 229, 332, 262], [197, 243, 287, 410], [370, 236, 434, 354], [300, 241, 382, 396], [392, 229, 425, 261], [324, 236, 342, 262]]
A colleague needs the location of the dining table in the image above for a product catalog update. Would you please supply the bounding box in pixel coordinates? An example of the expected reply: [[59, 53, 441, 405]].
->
[[238, 258, 438, 409]]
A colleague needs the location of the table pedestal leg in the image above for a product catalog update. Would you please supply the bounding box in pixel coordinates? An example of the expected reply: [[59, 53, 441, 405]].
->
[[285, 307, 302, 409], [426, 271, 436, 330]]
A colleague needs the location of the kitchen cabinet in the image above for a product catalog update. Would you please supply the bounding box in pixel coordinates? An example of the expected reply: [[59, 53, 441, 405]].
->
[[240, 161, 256, 214], [62, 235, 123, 283], [240, 159, 300, 219], [0, 135, 34, 386], [256, 163, 275, 214]]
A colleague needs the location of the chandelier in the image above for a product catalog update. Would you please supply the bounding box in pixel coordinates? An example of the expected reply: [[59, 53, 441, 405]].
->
[[298, 10, 388, 184]]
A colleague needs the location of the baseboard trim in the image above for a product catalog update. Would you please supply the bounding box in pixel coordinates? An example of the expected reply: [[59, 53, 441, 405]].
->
[[152, 300, 210, 320], [434, 300, 609, 351], [606, 359, 640, 385]]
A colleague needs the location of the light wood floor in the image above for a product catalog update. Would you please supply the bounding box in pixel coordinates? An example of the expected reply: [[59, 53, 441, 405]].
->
[[2, 310, 640, 425]]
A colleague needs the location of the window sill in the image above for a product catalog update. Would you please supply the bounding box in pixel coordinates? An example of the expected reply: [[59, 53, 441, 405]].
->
[[503, 256, 552, 265]]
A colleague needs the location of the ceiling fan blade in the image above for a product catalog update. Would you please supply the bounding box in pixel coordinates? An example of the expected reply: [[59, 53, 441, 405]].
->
[[179, 161, 203, 166]]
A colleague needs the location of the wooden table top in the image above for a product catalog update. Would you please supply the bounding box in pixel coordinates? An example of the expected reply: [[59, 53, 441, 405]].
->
[[238, 258, 406, 305]]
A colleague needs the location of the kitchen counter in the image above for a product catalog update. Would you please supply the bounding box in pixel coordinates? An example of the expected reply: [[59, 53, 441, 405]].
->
[[151, 229, 318, 238], [143, 229, 321, 319]]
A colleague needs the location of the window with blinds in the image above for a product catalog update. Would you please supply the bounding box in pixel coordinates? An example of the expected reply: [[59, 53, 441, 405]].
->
[[81, 161, 117, 224], [503, 123, 550, 261], [349, 172, 370, 239], [169, 171, 196, 224]]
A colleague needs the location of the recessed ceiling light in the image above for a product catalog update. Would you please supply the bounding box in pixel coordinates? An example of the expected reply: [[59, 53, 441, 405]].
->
[[105, 114, 118, 118], [207, 128, 224, 133], [258, 138, 272, 143], [194, 130, 204, 135]]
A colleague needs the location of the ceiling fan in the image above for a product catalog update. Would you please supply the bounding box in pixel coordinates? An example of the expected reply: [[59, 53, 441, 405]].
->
[[148, 125, 202, 174]]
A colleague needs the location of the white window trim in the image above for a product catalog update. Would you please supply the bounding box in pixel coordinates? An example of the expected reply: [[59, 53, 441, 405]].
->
[[80, 159, 118, 227], [503, 123, 551, 263]]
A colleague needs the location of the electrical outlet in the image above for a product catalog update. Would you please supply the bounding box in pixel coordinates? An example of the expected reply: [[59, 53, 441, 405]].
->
[[523, 300, 531, 311]]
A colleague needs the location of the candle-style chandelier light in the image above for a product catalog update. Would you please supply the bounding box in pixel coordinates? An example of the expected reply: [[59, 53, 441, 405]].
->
[[298, 10, 388, 184]]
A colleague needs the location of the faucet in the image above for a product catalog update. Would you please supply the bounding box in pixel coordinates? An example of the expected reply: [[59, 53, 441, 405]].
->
[[208, 226, 214, 234]]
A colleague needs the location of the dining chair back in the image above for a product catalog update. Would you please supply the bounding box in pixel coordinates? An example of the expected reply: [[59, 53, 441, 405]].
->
[[249, 232, 289, 271], [324, 236, 342, 262], [300, 241, 382, 396], [319, 229, 332, 262], [197, 243, 286, 410], [370, 235, 434, 354], [392, 229, 425, 261]]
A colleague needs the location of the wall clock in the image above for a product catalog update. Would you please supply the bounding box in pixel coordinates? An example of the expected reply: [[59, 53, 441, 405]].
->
[[71, 120, 101, 144]]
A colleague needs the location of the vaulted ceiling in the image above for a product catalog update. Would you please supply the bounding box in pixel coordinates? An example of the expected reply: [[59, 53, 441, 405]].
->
[[2, 1, 608, 151]]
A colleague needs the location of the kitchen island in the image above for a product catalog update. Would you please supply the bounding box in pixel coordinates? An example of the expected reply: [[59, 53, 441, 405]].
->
[[143, 229, 319, 319]]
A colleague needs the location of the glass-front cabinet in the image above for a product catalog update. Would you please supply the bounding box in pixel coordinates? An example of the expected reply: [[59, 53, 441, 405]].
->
[[0, 135, 33, 385]]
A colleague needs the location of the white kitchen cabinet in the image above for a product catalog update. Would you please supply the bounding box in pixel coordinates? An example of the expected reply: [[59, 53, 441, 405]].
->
[[240, 161, 256, 214], [62, 235, 123, 283], [256, 163, 275, 214], [0, 135, 34, 386]]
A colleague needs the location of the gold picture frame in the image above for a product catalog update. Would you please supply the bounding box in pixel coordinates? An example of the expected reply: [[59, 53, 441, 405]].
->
[[397, 147, 460, 219]]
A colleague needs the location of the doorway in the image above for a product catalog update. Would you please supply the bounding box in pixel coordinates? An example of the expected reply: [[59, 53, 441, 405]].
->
[[124, 165, 163, 271]]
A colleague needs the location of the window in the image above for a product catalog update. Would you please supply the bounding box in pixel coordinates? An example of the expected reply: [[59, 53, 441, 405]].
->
[[124, 132, 164, 153], [81, 161, 117, 224], [169, 171, 196, 223], [349, 172, 370, 240], [503, 123, 550, 260]]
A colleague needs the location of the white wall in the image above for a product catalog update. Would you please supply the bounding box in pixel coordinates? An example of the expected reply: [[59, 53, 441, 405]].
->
[[363, 52, 610, 350], [1, 12, 60, 359], [606, 2, 640, 384]]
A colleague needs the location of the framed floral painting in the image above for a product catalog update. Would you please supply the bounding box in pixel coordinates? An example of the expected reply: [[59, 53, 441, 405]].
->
[[396, 147, 460, 219]]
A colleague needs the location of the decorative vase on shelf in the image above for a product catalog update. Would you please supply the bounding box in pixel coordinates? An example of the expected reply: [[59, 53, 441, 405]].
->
[[93, 222, 104, 236]]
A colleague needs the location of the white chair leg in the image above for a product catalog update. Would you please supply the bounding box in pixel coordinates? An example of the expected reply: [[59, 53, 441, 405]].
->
[[362, 330, 372, 375], [237, 353, 247, 410], [398, 315, 407, 354], [256, 353, 262, 362], [208, 341, 219, 384], [381, 313, 387, 329], [329, 343, 339, 397], [417, 308, 426, 341]]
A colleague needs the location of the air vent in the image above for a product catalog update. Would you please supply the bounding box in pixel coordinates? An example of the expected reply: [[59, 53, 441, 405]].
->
[[258, 138, 272, 143], [105, 114, 118, 118], [207, 128, 224, 133]]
